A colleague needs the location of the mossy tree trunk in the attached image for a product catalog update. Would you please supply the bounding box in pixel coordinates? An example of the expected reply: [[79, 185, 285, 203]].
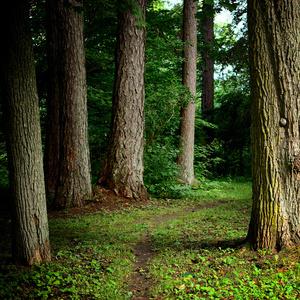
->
[[98, 0, 149, 201], [247, 0, 300, 251], [45, 0, 92, 209], [0, 0, 51, 265], [177, 0, 198, 184]]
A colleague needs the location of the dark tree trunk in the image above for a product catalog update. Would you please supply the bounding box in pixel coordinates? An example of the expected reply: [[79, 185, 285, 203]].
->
[[201, 1, 214, 111], [45, 0, 92, 209], [177, 0, 198, 184], [247, 0, 300, 251], [45, 0, 60, 198], [98, 0, 149, 201], [0, 0, 51, 265]]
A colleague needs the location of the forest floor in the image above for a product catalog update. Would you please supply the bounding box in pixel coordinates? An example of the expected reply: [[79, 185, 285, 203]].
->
[[1, 179, 300, 299]]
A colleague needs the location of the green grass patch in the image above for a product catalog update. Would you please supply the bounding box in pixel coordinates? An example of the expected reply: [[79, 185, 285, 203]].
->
[[1, 179, 300, 299]]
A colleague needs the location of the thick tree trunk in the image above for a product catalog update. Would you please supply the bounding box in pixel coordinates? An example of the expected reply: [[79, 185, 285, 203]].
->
[[177, 0, 198, 184], [201, 1, 214, 111], [45, 0, 92, 209], [247, 0, 300, 251], [98, 0, 149, 201], [0, 0, 51, 265]]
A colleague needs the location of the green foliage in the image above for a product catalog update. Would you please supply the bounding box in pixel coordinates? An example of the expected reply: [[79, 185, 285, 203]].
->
[[143, 4, 188, 197], [144, 143, 183, 198], [87, 86, 112, 183], [194, 140, 225, 178], [213, 77, 251, 176], [84, 1, 117, 183], [196, 3, 250, 178], [0, 105, 8, 189], [0, 152, 8, 190]]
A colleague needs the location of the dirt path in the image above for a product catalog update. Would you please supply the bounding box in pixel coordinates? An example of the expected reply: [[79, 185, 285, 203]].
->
[[128, 235, 154, 299], [127, 199, 232, 299]]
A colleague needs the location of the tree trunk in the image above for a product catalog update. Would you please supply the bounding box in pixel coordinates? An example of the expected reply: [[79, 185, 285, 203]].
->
[[0, 0, 51, 265], [247, 0, 300, 251], [45, 0, 92, 209], [98, 0, 149, 201], [201, 1, 214, 111], [45, 0, 60, 198], [177, 0, 198, 184]]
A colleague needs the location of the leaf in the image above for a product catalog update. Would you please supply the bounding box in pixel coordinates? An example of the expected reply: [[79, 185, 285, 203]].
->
[[181, 272, 195, 278], [175, 284, 186, 290], [219, 0, 238, 12], [279, 279, 285, 286], [137, 267, 146, 273], [204, 0, 214, 5], [53, 280, 61, 285]]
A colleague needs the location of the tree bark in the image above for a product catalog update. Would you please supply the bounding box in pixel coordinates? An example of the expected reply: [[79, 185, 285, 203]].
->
[[247, 0, 300, 251], [201, 1, 214, 111], [98, 0, 149, 201], [177, 0, 198, 184], [45, 0, 92, 209], [0, 0, 51, 265]]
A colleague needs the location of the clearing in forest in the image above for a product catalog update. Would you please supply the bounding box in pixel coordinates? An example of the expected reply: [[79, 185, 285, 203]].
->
[[1, 179, 300, 299]]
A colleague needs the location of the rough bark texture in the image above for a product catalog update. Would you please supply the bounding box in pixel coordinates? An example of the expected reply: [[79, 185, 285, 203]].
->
[[45, 0, 92, 209], [247, 0, 300, 251], [177, 0, 198, 184], [98, 0, 149, 201], [0, 0, 51, 265], [201, 1, 214, 111]]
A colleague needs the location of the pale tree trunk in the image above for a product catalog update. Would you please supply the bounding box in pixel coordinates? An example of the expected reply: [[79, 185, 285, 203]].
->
[[201, 1, 214, 111], [247, 0, 300, 251], [177, 0, 198, 184], [45, 0, 92, 209], [98, 0, 149, 201], [0, 0, 51, 265]]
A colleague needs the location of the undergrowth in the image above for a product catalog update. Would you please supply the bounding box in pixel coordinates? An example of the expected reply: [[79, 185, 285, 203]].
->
[[1, 179, 300, 299]]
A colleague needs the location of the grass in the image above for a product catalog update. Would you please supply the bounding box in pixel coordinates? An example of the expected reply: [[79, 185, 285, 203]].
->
[[1, 178, 300, 299]]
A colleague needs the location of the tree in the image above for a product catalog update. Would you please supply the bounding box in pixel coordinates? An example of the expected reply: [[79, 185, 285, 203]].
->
[[177, 0, 198, 184], [247, 0, 300, 250], [45, 0, 92, 209], [201, 0, 214, 111], [0, 0, 51, 265], [98, 0, 149, 201]]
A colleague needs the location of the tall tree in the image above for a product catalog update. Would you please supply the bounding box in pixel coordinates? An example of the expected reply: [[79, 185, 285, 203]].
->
[[98, 0, 149, 201], [201, 0, 214, 111], [45, 0, 92, 209], [0, 0, 51, 265], [177, 0, 198, 184], [247, 0, 300, 250]]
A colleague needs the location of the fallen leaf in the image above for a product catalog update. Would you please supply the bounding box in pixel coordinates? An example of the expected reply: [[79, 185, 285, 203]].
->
[[175, 284, 186, 290], [279, 279, 285, 286], [137, 267, 146, 273]]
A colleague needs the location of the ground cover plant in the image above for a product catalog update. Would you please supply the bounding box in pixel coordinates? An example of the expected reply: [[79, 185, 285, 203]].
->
[[1, 179, 300, 299]]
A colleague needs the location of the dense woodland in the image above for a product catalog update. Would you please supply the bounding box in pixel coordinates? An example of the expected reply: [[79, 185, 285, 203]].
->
[[0, 0, 250, 193], [1, 0, 300, 281]]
